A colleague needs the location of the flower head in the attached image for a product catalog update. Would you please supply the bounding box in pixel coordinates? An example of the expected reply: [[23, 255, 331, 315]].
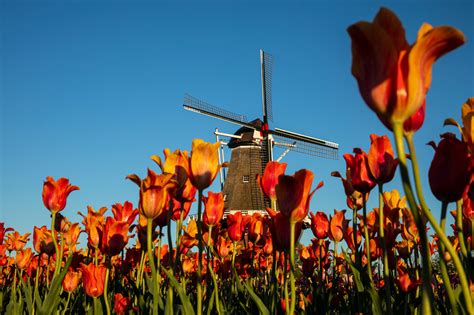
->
[[42, 177, 79, 213]]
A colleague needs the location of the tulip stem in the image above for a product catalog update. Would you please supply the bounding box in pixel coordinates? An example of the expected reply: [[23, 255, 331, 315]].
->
[[147, 218, 158, 315], [392, 123, 433, 315], [51, 211, 61, 278], [62, 291, 71, 315], [456, 200, 469, 262], [405, 131, 473, 314], [378, 184, 392, 314], [289, 222, 296, 315], [438, 201, 458, 315], [196, 189, 203, 315], [362, 194, 373, 281], [103, 264, 111, 315]]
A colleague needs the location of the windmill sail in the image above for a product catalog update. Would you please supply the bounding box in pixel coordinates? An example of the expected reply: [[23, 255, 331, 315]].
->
[[183, 94, 256, 129], [261, 50, 273, 122], [272, 128, 338, 160]]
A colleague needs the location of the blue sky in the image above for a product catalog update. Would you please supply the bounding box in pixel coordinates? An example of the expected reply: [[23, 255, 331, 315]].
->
[[1, 1, 473, 245]]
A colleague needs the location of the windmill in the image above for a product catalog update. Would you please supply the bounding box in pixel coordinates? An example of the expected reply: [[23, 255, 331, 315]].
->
[[183, 50, 338, 219]]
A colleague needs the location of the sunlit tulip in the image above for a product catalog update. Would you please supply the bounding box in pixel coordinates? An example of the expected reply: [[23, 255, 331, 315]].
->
[[33, 226, 55, 255], [112, 201, 139, 225], [248, 213, 265, 243], [348, 7, 465, 127], [216, 236, 232, 258], [62, 223, 82, 249], [5, 231, 30, 252], [310, 211, 329, 239], [257, 161, 287, 202], [81, 262, 107, 297], [328, 209, 348, 242], [202, 191, 225, 227], [101, 217, 129, 257], [189, 139, 221, 190], [396, 265, 422, 293], [343, 149, 375, 194], [42, 176, 79, 213], [181, 220, 198, 248], [428, 133, 470, 202], [62, 270, 81, 292], [0, 223, 12, 245], [367, 134, 398, 184], [16, 248, 33, 270], [344, 227, 362, 252], [276, 169, 322, 223], [114, 293, 131, 315], [139, 170, 176, 219], [461, 98, 474, 152]]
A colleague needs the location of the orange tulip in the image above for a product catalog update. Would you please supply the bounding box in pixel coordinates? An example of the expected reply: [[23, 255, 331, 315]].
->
[[62, 223, 82, 249], [276, 169, 323, 223], [171, 198, 192, 221], [112, 201, 139, 225], [181, 219, 198, 248], [367, 134, 398, 184], [101, 217, 129, 257], [139, 169, 176, 219], [16, 248, 33, 270], [5, 231, 30, 252], [216, 236, 231, 258], [248, 213, 265, 243], [42, 176, 79, 213], [33, 226, 55, 255], [348, 7, 465, 127], [461, 97, 474, 153], [114, 293, 131, 315], [328, 209, 348, 242], [202, 191, 225, 227], [257, 161, 287, 202], [396, 265, 422, 293], [62, 270, 81, 292], [81, 262, 107, 297], [189, 139, 220, 190]]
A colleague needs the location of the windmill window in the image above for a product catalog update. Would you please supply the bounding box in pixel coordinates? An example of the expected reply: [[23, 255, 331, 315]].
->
[[242, 175, 250, 183]]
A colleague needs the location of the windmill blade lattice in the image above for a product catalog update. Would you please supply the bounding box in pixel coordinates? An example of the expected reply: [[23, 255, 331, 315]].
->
[[262, 51, 273, 122], [272, 129, 338, 160]]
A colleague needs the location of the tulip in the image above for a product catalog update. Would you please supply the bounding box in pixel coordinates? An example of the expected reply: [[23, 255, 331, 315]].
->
[[33, 225, 55, 256], [139, 169, 176, 219], [266, 208, 302, 252], [171, 198, 192, 221], [5, 231, 30, 252], [461, 97, 474, 152], [16, 248, 33, 270], [62, 223, 82, 249], [403, 101, 426, 133], [101, 217, 129, 257], [396, 265, 422, 293], [114, 293, 131, 315], [111, 201, 139, 225], [248, 213, 265, 243], [189, 139, 221, 190], [428, 133, 470, 203], [367, 134, 398, 184], [42, 176, 79, 213], [257, 161, 287, 202], [202, 191, 225, 227], [81, 262, 107, 298], [343, 148, 375, 194], [309, 211, 329, 239], [62, 270, 81, 292], [227, 212, 247, 242], [328, 210, 348, 242], [348, 7, 465, 128], [276, 169, 323, 223], [216, 236, 231, 258]]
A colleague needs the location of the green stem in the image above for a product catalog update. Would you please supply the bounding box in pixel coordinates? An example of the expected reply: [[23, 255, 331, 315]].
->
[[103, 264, 111, 315], [289, 222, 296, 315], [284, 253, 289, 315], [51, 211, 61, 278], [439, 202, 457, 315], [62, 291, 71, 315], [147, 218, 158, 315], [456, 200, 469, 261], [405, 132, 473, 313], [93, 297, 100, 315], [378, 184, 392, 314], [352, 207, 360, 266], [362, 194, 373, 281], [197, 189, 203, 315], [392, 123, 432, 315]]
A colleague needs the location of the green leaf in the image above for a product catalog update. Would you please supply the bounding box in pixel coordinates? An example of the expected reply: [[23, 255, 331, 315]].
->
[[243, 281, 270, 315], [160, 266, 195, 315], [20, 277, 33, 314], [206, 289, 215, 315], [38, 255, 72, 315], [443, 118, 460, 128]]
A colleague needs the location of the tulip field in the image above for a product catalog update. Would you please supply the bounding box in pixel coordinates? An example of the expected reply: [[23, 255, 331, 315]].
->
[[1, 7, 474, 315]]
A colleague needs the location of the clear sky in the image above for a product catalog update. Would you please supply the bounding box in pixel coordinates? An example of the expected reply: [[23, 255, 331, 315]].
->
[[1, 0, 473, 245]]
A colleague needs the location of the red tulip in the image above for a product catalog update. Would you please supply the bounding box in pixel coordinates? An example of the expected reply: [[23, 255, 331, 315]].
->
[[114, 293, 131, 315], [227, 212, 249, 242], [62, 270, 81, 293], [309, 211, 329, 239], [257, 161, 287, 202], [266, 208, 302, 252], [202, 191, 225, 227], [343, 148, 375, 194], [111, 201, 139, 225], [101, 217, 129, 257], [367, 134, 398, 184], [428, 133, 470, 203], [81, 262, 107, 298], [348, 7, 465, 128], [42, 176, 79, 213], [33, 226, 55, 255], [403, 101, 426, 133]]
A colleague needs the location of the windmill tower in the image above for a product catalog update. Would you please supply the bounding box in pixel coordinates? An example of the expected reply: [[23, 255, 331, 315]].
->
[[183, 50, 339, 218]]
